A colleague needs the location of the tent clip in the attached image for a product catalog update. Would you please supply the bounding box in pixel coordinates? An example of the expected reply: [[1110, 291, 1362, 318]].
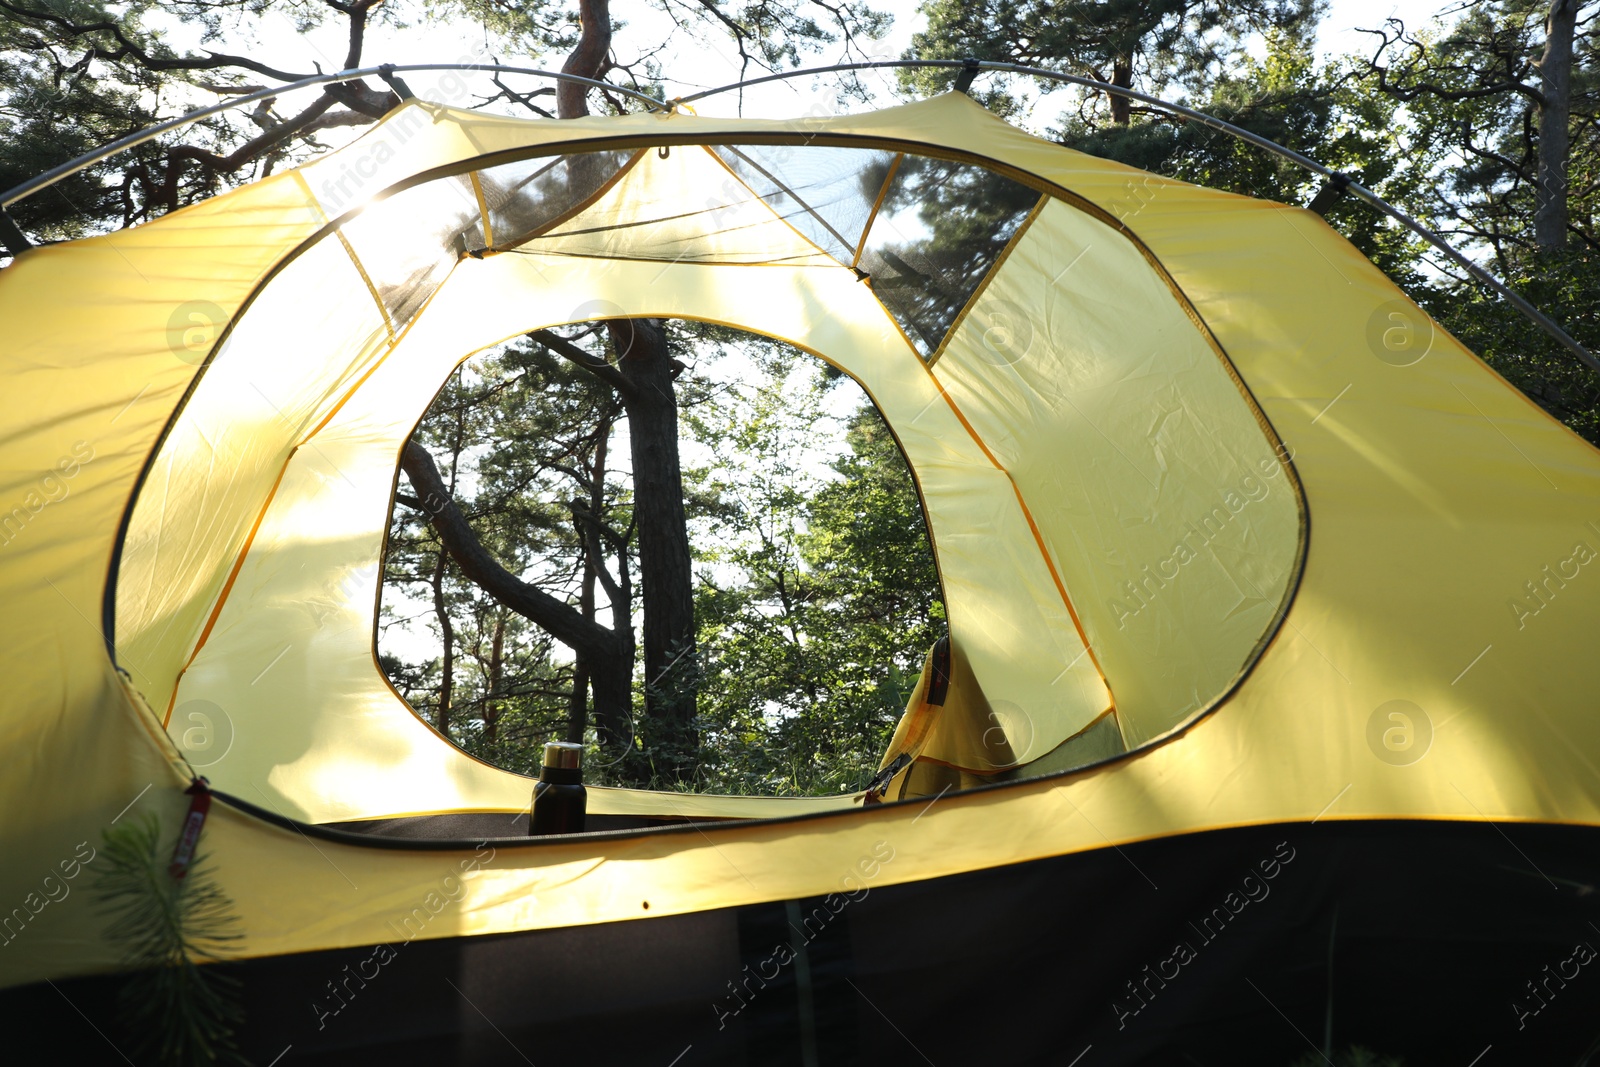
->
[[378, 64, 417, 101], [952, 58, 982, 95], [1308, 171, 1353, 216]]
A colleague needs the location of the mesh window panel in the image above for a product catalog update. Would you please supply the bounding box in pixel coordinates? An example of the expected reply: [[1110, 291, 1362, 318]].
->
[[523, 146, 838, 266], [710, 144, 898, 265], [340, 174, 484, 327], [856, 157, 1041, 357], [345, 146, 1037, 349], [481, 151, 636, 248]]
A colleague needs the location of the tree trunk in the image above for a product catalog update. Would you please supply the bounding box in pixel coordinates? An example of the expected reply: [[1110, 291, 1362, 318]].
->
[[1109, 56, 1133, 125], [399, 441, 634, 740], [567, 403, 611, 746], [567, 661, 591, 744], [429, 404, 468, 736], [616, 320, 699, 779], [556, 0, 699, 782], [485, 611, 504, 745], [558, 0, 612, 122], [1535, 0, 1576, 252], [429, 546, 454, 736], [568, 543, 594, 746]]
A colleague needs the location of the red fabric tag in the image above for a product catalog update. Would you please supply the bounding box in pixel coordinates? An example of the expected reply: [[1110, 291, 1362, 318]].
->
[[169, 778, 212, 880]]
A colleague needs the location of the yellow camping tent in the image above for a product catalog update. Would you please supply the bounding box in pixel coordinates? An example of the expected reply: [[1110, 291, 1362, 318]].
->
[[3, 89, 1598, 1063]]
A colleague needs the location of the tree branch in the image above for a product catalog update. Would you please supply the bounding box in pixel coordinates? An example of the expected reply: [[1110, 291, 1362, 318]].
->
[[570, 502, 626, 606], [558, 0, 612, 119], [165, 94, 370, 175], [399, 440, 622, 660], [0, 0, 314, 82], [1354, 22, 1547, 107], [528, 328, 632, 395]]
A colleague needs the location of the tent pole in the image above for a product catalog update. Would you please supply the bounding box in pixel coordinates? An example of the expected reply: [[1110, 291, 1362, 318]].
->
[[678, 60, 1599, 375], [0, 64, 667, 213], [2, 57, 1590, 375]]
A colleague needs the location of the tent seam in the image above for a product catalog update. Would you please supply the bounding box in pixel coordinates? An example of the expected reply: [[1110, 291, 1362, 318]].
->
[[162, 446, 297, 728], [335, 228, 398, 342], [924, 192, 1049, 369], [469, 171, 493, 248], [851, 152, 903, 270], [918, 361, 1117, 716]]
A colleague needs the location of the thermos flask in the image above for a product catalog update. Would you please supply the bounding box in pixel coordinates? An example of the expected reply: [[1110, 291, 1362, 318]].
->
[[531, 741, 587, 835]]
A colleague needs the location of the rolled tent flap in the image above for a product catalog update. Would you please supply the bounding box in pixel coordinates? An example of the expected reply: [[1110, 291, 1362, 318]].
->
[[2, 91, 1599, 993]]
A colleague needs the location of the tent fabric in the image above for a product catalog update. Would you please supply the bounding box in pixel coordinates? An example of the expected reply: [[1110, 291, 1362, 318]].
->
[[3, 92, 1600, 992]]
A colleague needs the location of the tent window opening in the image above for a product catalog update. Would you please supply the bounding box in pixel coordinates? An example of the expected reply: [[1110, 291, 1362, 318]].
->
[[378, 329, 949, 800]]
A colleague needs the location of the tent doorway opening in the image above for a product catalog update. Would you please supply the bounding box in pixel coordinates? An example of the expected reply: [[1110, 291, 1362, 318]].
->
[[378, 324, 946, 798], [103, 115, 1305, 825]]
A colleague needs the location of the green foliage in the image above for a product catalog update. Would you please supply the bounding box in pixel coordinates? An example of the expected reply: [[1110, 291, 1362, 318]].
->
[[1413, 249, 1600, 444], [0, 0, 352, 235], [687, 363, 944, 795], [1362, 2, 1597, 259], [921, 0, 1599, 445], [92, 812, 248, 1067], [1343, 2, 1600, 443], [1055, 30, 1430, 284], [0, 0, 163, 237], [900, 0, 1321, 117]]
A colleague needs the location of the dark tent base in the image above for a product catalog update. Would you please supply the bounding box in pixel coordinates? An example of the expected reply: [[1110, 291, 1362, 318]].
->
[[8, 818, 1599, 1065]]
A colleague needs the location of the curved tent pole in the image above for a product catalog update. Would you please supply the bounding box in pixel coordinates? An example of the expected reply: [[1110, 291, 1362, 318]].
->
[[2, 58, 1590, 373], [0, 63, 668, 211], [679, 59, 1598, 375]]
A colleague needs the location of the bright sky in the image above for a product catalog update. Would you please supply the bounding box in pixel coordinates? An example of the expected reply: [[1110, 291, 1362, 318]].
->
[[155, 0, 1459, 133]]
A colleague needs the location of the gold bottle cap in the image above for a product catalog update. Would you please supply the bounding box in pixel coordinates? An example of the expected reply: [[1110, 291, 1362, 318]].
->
[[542, 741, 584, 770]]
